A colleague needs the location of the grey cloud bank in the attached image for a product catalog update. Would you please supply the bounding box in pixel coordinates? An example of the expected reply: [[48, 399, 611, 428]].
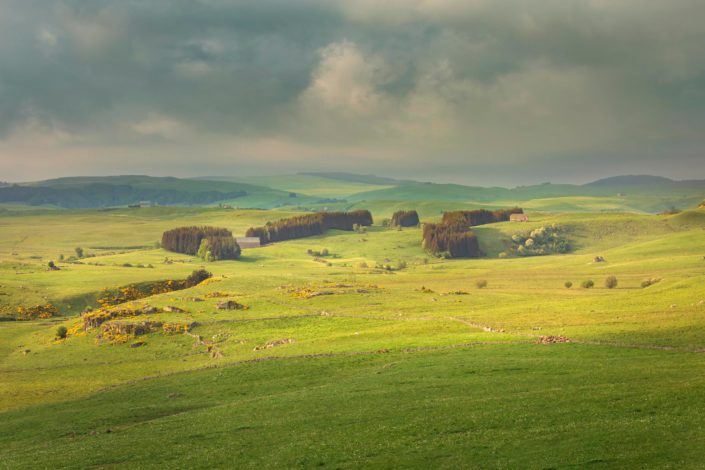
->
[[0, 0, 704, 184]]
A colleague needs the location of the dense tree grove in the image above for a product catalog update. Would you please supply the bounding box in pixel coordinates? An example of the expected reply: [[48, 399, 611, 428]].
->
[[197, 237, 241, 261], [442, 208, 523, 227], [422, 223, 480, 258], [391, 210, 420, 227], [161, 226, 240, 259], [246, 210, 373, 244]]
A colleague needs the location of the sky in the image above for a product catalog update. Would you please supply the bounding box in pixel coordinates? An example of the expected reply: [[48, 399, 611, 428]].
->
[[1, 0, 704, 185]]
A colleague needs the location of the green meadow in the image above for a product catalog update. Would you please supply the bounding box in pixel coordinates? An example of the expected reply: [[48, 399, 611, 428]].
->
[[1, 176, 705, 468]]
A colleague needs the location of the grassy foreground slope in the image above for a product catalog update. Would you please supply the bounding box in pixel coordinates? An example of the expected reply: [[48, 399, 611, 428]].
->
[[1, 205, 705, 468], [2, 345, 705, 469]]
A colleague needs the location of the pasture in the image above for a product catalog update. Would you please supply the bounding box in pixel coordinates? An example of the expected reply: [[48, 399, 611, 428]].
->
[[1, 201, 705, 468]]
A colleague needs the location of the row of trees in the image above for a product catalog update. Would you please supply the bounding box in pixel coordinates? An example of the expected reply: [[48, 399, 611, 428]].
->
[[391, 210, 420, 227], [246, 210, 373, 244], [161, 226, 240, 260], [442, 208, 523, 227], [422, 223, 480, 258]]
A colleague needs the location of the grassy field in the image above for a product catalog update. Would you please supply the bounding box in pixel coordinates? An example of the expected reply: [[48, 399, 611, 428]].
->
[[1, 200, 705, 468]]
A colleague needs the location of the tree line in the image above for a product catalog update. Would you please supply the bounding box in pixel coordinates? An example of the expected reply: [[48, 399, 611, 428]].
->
[[391, 210, 420, 227], [442, 208, 523, 227], [246, 210, 373, 244], [161, 226, 240, 260]]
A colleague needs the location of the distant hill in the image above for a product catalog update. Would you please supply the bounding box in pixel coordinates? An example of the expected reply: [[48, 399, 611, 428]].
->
[[3, 173, 704, 213], [585, 175, 676, 187], [0, 175, 291, 209], [298, 172, 414, 186]]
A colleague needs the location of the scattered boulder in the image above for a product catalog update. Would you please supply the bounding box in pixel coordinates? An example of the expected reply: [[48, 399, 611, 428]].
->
[[536, 335, 570, 344], [253, 338, 294, 351], [216, 300, 248, 310], [101, 321, 162, 337], [211, 349, 224, 359], [142, 306, 158, 314], [130, 341, 145, 348], [593, 256, 606, 263], [163, 305, 185, 313]]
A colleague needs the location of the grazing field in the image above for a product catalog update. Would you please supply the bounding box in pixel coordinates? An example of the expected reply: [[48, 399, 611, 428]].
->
[[1, 202, 705, 468]]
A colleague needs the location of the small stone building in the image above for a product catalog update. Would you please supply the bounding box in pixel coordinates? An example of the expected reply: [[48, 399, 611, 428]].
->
[[510, 213, 529, 222], [235, 237, 261, 248]]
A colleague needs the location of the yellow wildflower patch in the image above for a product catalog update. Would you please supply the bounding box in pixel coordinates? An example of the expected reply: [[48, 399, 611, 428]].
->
[[16, 304, 58, 320]]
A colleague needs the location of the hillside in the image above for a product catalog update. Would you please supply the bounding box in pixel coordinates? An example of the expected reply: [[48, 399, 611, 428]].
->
[[0, 176, 307, 209]]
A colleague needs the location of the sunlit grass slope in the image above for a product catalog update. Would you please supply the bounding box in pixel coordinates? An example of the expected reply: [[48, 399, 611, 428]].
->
[[1, 205, 705, 467]]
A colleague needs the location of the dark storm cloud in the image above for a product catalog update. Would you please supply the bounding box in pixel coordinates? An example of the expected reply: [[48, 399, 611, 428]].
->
[[1, 0, 704, 183]]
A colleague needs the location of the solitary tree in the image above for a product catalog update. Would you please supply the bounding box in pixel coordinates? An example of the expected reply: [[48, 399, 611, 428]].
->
[[75, 247, 84, 258]]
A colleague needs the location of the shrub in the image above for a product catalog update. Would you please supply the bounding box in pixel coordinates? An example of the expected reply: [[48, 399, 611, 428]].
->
[[75, 247, 84, 258], [476, 279, 488, 289], [358, 261, 368, 268], [186, 269, 212, 287], [58, 254, 64, 261], [641, 278, 660, 288], [605, 276, 618, 289], [56, 326, 68, 339], [47, 261, 55, 268], [565, 281, 573, 288], [581, 280, 595, 289]]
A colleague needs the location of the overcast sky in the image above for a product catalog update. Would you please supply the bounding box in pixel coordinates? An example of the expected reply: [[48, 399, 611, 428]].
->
[[1, 0, 704, 185]]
